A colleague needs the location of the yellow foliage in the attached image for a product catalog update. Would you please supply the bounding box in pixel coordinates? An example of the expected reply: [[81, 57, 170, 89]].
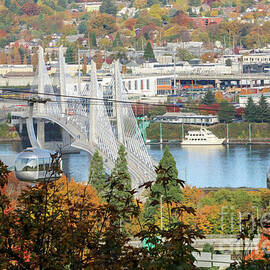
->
[[210, 10, 218, 17], [216, 90, 223, 103], [174, 0, 188, 11], [229, 12, 238, 18], [0, 5, 7, 11], [182, 186, 205, 207], [163, 25, 182, 38], [133, 0, 147, 9], [149, 4, 164, 20]]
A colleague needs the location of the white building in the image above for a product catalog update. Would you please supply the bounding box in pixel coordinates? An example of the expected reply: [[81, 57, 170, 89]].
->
[[243, 53, 270, 64], [153, 112, 219, 125]]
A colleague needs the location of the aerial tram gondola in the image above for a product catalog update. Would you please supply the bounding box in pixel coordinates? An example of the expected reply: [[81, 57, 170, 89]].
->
[[15, 148, 61, 183]]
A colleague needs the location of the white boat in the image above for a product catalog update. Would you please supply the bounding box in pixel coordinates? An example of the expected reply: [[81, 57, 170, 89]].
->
[[181, 128, 225, 145]]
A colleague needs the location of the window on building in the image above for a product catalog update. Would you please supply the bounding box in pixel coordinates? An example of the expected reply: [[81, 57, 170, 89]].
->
[[146, 79, 150, 89], [141, 80, 144, 90], [128, 81, 131, 90], [135, 80, 137, 90]]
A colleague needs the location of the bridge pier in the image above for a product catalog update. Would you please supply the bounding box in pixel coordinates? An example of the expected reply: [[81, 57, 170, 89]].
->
[[19, 118, 23, 133], [62, 128, 71, 148], [37, 119, 45, 148]]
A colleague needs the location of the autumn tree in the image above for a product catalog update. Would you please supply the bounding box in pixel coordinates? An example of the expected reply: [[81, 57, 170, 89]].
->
[[7, 54, 12, 65], [176, 48, 194, 61], [88, 13, 117, 38], [13, 47, 21, 64], [0, 151, 205, 270], [124, 18, 137, 31], [201, 52, 214, 63], [94, 51, 103, 70], [0, 50, 7, 64], [133, 0, 147, 9], [31, 53, 38, 71], [21, 2, 41, 16]]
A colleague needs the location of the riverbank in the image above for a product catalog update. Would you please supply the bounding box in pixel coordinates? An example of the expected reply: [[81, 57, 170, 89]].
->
[[146, 122, 270, 143]]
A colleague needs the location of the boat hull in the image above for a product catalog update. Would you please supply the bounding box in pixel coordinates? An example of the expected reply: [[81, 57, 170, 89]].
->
[[181, 138, 225, 145]]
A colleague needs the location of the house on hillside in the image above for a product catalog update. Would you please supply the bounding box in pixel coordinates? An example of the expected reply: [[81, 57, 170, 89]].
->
[[192, 17, 223, 28], [117, 7, 137, 17]]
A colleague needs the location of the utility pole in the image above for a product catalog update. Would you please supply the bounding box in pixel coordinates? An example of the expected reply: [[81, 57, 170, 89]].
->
[[160, 194, 163, 230], [78, 49, 81, 95], [173, 47, 176, 94]]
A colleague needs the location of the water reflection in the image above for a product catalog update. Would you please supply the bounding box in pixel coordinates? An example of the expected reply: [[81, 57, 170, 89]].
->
[[148, 144, 270, 188]]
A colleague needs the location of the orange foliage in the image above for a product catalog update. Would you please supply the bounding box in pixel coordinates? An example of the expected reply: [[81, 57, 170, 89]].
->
[[173, 12, 191, 27], [6, 172, 29, 201], [47, 175, 101, 212], [246, 228, 270, 261], [182, 186, 205, 207], [0, 29, 7, 38], [216, 90, 223, 102], [0, 50, 7, 64], [124, 18, 137, 31], [182, 203, 221, 234]]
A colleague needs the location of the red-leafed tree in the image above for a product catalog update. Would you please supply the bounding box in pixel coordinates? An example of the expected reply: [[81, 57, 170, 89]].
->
[[173, 11, 191, 27], [199, 103, 220, 115], [0, 30, 7, 39], [124, 18, 137, 31], [21, 3, 41, 16]]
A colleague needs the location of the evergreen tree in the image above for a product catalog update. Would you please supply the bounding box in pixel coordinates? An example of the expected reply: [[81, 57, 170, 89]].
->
[[78, 21, 87, 34], [100, 0, 117, 16], [4, 0, 10, 8], [89, 151, 106, 198], [91, 32, 97, 48], [201, 90, 216, 105], [257, 95, 270, 123], [144, 146, 181, 221], [113, 32, 123, 47], [109, 145, 133, 211], [245, 97, 258, 122], [65, 46, 75, 64], [143, 41, 155, 61], [218, 100, 234, 123]]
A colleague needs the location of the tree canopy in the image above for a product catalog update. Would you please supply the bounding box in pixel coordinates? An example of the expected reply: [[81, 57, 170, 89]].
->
[[89, 151, 106, 198], [201, 90, 216, 105], [100, 0, 117, 16], [144, 145, 182, 222], [218, 100, 235, 123], [143, 41, 155, 61]]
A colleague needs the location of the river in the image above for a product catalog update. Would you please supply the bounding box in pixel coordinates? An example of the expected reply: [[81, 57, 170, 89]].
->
[[1, 142, 270, 188]]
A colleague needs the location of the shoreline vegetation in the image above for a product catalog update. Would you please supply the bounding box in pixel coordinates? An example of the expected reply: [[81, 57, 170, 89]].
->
[[0, 123, 20, 142], [146, 122, 270, 144]]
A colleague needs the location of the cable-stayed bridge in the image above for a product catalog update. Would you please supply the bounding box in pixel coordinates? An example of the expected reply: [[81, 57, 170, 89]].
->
[[13, 46, 156, 191]]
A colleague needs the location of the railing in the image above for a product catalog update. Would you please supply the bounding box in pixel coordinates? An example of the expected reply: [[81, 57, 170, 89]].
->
[[192, 252, 232, 268]]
